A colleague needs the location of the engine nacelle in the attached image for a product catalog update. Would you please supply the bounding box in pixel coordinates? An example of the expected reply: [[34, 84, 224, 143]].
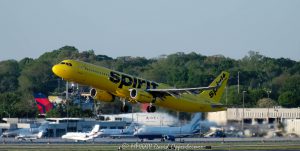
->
[[130, 89, 153, 103], [90, 88, 114, 102]]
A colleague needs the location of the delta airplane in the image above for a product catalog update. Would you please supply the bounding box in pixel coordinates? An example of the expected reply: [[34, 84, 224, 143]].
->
[[133, 113, 201, 142], [61, 125, 100, 141], [2, 122, 48, 141], [98, 122, 138, 138], [33, 93, 53, 116], [52, 60, 229, 113]]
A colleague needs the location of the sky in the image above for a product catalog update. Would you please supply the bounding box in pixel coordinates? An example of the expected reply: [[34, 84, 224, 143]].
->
[[0, 0, 300, 61]]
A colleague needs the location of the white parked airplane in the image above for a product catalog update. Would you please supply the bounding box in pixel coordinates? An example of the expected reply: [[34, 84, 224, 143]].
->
[[15, 131, 44, 141], [2, 122, 49, 141], [61, 125, 100, 141], [133, 113, 202, 141], [98, 122, 138, 138]]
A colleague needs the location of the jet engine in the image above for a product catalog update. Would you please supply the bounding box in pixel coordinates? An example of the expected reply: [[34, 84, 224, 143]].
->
[[90, 88, 114, 102], [130, 89, 153, 103]]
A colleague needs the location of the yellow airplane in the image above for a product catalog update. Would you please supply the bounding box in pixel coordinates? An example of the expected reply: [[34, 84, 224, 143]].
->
[[52, 60, 229, 113]]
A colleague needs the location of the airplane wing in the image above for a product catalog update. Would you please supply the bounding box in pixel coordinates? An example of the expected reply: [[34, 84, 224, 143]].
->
[[145, 84, 221, 98], [142, 73, 228, 99]]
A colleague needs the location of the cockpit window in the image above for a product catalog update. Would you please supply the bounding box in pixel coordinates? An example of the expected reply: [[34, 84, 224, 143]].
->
[[66, 63, 72, 66], [60, 62, 72, 66]]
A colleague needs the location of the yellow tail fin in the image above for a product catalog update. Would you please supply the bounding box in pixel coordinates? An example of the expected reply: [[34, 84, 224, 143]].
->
[[199, 71, 230, 103]]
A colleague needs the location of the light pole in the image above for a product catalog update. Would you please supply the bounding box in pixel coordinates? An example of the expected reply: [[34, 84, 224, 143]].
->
[[242, 91, 246, 135], [238, 72, 240, 94], [266, 90, 271, 98], [225, 86, 228, 105], [265, 90, 271, 123]]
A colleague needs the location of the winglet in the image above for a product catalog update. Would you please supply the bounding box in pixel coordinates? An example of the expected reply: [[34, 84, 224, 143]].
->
[[199, 71, 229, 102]]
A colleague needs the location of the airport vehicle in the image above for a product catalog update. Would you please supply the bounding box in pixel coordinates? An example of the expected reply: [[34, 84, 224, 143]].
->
[[52, 60, 229, 113], [203, 127, 226, 138], [61, 125, 100, 141], [133, 113, 202, 141], [2, 122, 48, 141], [98, 122, 138, 138]]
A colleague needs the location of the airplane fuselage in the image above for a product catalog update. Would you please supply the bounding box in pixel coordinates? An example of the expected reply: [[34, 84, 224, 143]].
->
[[52, 60, 226, 112]]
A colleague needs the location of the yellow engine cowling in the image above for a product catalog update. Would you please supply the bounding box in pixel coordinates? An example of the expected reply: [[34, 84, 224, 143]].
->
[[90, 88, 114, 102], [130, 89, 153, 103]]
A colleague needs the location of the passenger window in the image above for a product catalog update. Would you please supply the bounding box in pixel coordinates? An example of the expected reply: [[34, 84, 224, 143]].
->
[[61, 62, 65, 64]]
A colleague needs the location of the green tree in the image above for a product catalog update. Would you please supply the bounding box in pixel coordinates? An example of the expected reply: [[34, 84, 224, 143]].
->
[[46, 109, 61, 118], [1, 46, 300, 117], [0, 92, 20, 118], [220, 85, 241, 107], [278, 75, 300, 107], [82, 109, 94, 117], [278, 91, 297, 107], [68, 106, 82, 117], [0, 60, 20, 93], [18, 60, 55, 93], [256, 98, 277, 108]]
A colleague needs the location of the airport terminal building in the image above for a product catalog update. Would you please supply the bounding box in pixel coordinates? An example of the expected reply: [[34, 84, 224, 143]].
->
[[208, 107, 300, 135]]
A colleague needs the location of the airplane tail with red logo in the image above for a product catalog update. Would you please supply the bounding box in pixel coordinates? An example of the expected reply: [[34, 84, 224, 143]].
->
[[34, 93, 53, 115]]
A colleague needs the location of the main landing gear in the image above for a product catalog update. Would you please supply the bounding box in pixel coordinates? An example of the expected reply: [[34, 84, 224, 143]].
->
[[146, 105, 156, 113], [119, 99, 156, 113]]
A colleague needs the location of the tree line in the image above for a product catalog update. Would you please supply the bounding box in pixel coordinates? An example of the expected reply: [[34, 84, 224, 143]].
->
[[0, 46, 299, 119]]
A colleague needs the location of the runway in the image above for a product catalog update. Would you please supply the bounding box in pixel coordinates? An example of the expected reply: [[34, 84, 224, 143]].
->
[[1, 137, 300, 150], [1, 136, 300, 144]]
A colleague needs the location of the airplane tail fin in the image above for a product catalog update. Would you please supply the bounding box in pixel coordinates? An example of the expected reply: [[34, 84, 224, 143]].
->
[[124, 122, 138, 133], [184, 113, 201, 131], [34, 93, 53, 114], [89, 125, 100, 135], [37, 131, 43, 138], [198, 71, 229, 103], [38, 122, 49, 131]]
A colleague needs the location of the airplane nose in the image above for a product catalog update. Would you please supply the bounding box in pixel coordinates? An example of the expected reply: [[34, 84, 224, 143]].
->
[[52, 63, 74, 80], [52, 65, 60, 76]]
